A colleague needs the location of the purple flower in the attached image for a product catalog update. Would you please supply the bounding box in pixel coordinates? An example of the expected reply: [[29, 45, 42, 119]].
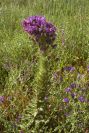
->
[[63, 66, 75, 72], [70, 83, 76, 89], [60, 75, 63, 82], [65, 87, 71, 92], [0, 96, 4, 103], [22, 16, 57, 50], [87, 65, 89, 72], [63, 98, 69, 103], [78, 96, 85, 102], [71, 93, 76, 99]]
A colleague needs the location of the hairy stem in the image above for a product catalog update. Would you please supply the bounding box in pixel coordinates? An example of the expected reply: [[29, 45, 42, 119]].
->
[[37, 53, 48, 108], [35, 51, 49, 130]]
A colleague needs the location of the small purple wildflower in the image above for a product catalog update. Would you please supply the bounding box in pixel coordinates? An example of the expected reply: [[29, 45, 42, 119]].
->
[[60, 75, 63, 82], [63, 66, 75, 72], [71, 93, 76, 99], [0, 96, 4, 103], [70, 83, 76, 89], [78, 96, 85, 102], [87, 65, 89, 72], [63, 98, 69, 103], [65, 87, 71, 92]]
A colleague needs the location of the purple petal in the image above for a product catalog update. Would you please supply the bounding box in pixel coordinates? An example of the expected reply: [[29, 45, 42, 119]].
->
[[78, 96, 85, 102], [65, 87, 71, 92], [63, 98, 69, 103]]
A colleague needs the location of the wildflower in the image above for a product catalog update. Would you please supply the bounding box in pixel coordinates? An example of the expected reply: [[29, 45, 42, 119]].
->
[[65, 87, 71, 92], [63, 98, 69, 103], [63, 66, 75, 72], [71, 93, 76, 99], [87, 65, 89, 72], [70, 83, 76, 89], [22, 16, 57, 50], [60, 75, 63, 82], [78, 96, 85, 102], [0, 96, 4, 103]]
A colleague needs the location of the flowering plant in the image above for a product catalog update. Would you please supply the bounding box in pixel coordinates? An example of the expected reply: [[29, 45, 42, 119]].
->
[[22, 15, 57, 130]]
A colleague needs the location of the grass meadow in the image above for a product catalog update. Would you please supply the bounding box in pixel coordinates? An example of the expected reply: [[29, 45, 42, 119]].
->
[[0, 0, 89, 132]]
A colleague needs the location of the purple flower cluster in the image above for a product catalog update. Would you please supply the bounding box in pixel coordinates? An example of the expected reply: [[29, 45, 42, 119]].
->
[[22, 16, 56, 48], [65, 83, 76, 93], [0, 96, 4, 104]]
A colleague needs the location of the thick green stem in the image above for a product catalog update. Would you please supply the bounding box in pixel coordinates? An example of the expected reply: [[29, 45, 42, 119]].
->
[[37, 53, 48, 108], [35, 51, 49, 130]]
